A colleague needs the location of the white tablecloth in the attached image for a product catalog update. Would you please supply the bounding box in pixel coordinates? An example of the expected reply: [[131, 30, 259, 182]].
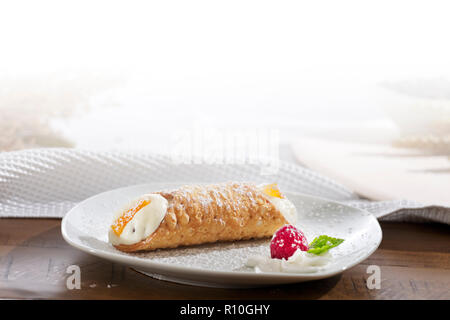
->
[[0, 148, 448, 224]]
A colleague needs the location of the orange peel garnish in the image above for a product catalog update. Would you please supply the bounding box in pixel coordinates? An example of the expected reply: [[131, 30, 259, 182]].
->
[[111, 199, 151, 236], [261, 183, 284, 198]]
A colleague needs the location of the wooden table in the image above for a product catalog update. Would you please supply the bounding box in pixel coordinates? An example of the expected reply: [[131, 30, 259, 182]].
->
[[0, 218, 448, 299]]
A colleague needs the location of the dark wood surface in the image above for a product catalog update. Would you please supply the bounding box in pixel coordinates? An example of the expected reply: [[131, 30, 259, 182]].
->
[[0, 218, 448, 299]]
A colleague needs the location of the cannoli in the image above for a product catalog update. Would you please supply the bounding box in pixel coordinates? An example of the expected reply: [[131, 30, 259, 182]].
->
[[108, 182, 297, 252]]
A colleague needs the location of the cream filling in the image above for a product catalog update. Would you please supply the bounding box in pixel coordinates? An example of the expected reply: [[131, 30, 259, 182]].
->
[[108, 194, 168, 246], [257, 184, 298, 225]]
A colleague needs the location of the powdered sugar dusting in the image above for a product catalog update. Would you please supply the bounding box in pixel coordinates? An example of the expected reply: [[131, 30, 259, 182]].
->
[[133, 238, 270, 271], [162, 182, 259, 217]]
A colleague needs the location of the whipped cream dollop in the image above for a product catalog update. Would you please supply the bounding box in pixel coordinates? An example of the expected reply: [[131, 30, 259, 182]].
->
[[257, 184, 297, 225], [246, 250, 331, 273], [108, 194, 168, 246]]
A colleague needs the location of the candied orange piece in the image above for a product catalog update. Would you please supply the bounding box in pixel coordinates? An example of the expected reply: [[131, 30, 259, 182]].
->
[[262, 183, 284, 198], [111, 199, 151, 236]]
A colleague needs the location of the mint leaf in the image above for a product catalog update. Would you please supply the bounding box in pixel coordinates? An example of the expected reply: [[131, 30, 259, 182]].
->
[[307, 235, 344, 255]]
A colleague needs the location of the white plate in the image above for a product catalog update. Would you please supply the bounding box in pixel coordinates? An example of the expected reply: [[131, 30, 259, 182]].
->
[[61, 183, 382, 288]]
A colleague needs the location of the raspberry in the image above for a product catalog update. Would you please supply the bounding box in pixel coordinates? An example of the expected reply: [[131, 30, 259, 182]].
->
[[270, 225, 309, 260]]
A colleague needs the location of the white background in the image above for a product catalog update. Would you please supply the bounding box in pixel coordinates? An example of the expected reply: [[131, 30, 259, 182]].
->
[[1, 0, 449, 151]]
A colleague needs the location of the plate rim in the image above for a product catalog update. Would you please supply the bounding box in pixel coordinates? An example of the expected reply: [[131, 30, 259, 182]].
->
[[61, 183, 383, 281]]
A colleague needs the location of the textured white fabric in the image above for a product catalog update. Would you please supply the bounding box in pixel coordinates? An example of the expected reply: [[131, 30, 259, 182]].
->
[[0, 148, 448, 224]]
